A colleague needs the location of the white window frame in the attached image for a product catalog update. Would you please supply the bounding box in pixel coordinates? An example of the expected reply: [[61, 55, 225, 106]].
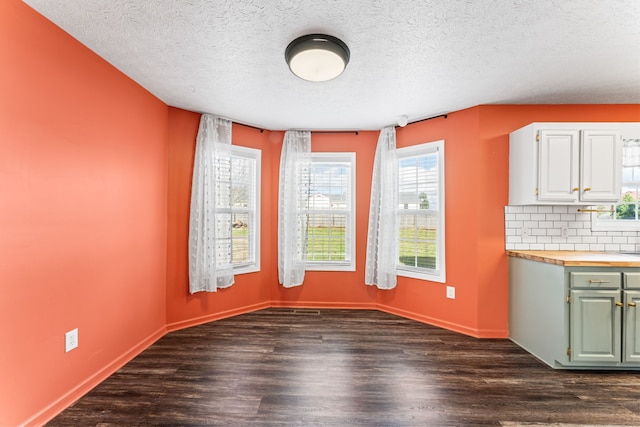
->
[[229, 145, 261, 275], [592, 138, 640, 232], [305, 152, 356, 272], [396, 140, 446, 283]]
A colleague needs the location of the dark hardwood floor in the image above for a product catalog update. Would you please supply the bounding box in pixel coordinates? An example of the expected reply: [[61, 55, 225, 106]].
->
[[47, 308, 640, 426]]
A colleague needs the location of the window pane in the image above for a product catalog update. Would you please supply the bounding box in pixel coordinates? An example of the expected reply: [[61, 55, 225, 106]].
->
[[304, 155, 355, 269], [215, 212, 232, 267], [398, 151, 439, 268], [307, 214, 347, 261], [396, 140, 445, 282], [221, 146, 260, 273], [596, 140, 640, 228], [215, 154, 232, 208], [398, 213, 437, 269], [232, 212, 250, 265]]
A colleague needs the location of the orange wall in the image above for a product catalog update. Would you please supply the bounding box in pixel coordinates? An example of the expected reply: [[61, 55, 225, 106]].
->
[[4, 1, 640, 425], [165, 111, 276, 329], [379, 105, 639, 337], [380, 108, 484, 334], [270, 131, 381, 308], [165, 104, 640, 341], [0, 2, 169, 425]]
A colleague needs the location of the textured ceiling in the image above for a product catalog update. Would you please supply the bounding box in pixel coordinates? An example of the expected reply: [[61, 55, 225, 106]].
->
[[23, 0, 640, 130]]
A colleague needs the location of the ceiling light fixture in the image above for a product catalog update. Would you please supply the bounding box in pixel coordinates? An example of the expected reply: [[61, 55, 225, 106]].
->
[[285, 34, 350, 82]]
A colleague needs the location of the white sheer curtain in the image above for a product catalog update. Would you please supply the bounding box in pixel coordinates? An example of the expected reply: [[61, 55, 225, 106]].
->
[[188, 114, 235, 294], [278, 130, 311, 288], [365, 126, 399, 290], [623, 139, 640, 167]]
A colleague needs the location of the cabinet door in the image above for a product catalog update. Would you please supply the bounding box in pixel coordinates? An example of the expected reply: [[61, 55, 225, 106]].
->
[[538, 130, 580, 202], [580, 130, 622, 202], [624, 290, 640, 364], [570, 289, 621, 362]]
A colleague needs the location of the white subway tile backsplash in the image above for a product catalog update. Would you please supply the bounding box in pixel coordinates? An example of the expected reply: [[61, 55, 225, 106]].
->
[[504, 205, 637, 252]]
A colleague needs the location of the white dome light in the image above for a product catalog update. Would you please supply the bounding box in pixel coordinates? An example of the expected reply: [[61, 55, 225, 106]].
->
[[285, 34, 350, 82]]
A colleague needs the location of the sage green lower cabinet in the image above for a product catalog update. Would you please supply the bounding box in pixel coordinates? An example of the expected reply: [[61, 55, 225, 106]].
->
[[570, 289, 621, 363], [509, 257, 640, 369], [624, 287, 640, 363]]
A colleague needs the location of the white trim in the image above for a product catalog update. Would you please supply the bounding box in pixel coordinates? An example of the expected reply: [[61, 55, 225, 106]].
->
[[305, 152, 356, 272], [396, 140, 446, 283], [230, 145, 261, 275], [590, 212, 640, 232]]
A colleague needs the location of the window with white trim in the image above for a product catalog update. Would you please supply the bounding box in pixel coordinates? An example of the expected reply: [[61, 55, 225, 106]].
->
[[227, 145, 260, 274], [304, 153, 355, 271], [593, 139, 640, 231], [396, 140, 445, 282]]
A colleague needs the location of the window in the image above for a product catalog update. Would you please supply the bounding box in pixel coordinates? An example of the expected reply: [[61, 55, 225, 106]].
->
[[593, 139, 640, 231], [396, 140, 445, 282], [221, 145, 260, 274], [304, 153, 355, 271]]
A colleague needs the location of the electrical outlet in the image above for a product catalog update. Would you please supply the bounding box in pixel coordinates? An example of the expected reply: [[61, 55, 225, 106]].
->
[[65, 328, 78, 352], [561, 227, 568, 238], [521, 228, 530, 237], [446, 286, 455, 299]]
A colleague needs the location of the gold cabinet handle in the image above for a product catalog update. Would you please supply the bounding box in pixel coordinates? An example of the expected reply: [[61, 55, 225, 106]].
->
[[583, 187, 592, 192], [588, 280, 610, 284], [616, 302, 624, 307], [629, 302, 637, 308], [572, 187, 580, 192]]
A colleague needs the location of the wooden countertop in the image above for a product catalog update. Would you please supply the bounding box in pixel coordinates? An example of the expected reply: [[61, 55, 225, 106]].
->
[[506, 250, 640, 267]]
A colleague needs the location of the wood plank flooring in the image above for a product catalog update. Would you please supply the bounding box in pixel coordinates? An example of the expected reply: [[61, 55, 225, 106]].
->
[[47, 308, 640, 426]]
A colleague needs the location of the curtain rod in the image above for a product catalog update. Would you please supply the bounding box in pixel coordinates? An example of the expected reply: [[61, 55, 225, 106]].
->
[[235, 121, 359, 135], [231, 114, 449, 134], [396, 114, 448, 128]]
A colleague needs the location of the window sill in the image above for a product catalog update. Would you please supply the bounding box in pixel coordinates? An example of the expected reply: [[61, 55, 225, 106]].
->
[[306, 262, 355, 272], [398, 267, 446, 283]]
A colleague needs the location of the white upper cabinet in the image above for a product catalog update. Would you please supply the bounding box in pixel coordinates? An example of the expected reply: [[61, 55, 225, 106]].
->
[[537, 129, 581, 202], [509, 123, 624, 205], [581, 130, 623, 202]]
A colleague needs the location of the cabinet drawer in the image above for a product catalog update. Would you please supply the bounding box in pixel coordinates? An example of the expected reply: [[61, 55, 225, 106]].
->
[[570, 272, 621, 288], [625, 273, 640, 289]]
